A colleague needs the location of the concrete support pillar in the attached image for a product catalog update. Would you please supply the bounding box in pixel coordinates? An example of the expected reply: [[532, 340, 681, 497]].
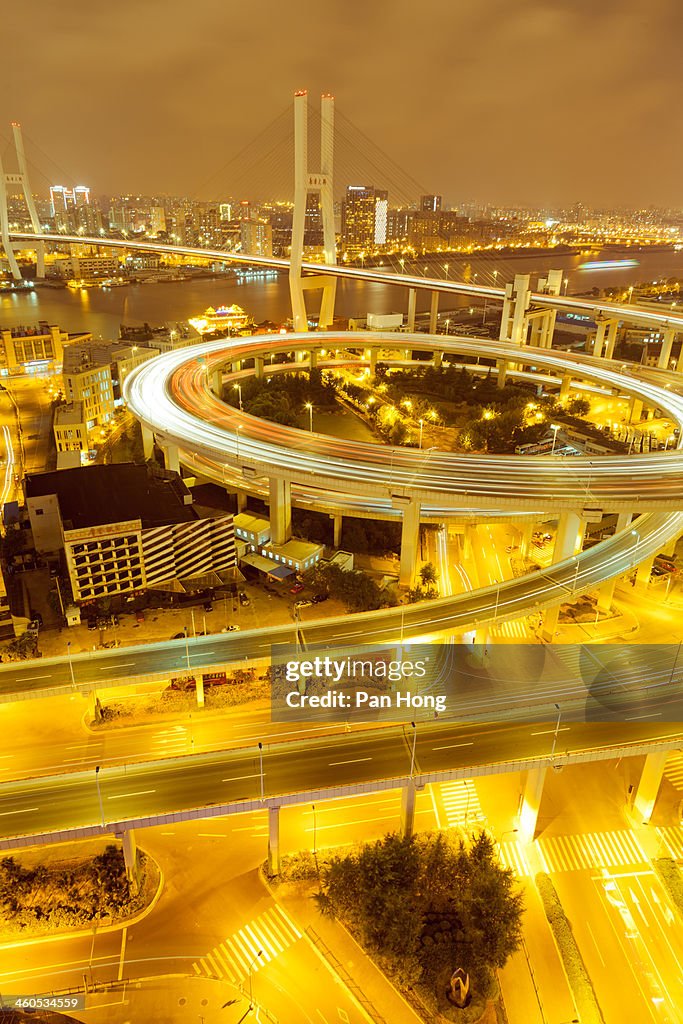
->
[[592, 318, 608, 358], [196, 673, 205, 708], [141, 425, 154, 460], [636, 553, 655, 587], [552, 510, 583, 562], [236, 491, 248, 512], [628, 397, 643, 424], [309, 349, 318, 371], [604, 321, 619, 359], [407, 288, 417, 332], [254, 356, 264, 380], [496, 359, 508, 389], [87, 690, 102, 723], [121, 829, 139, 889], [370, 348, 378, 372], [542, 511, 583, 641], [332, 514, 342, 548], [162, 444, 180, 474], [540, 310, 557, 349], [210, 370, 222, 398], [597, 577, 617, 614], [399, 499, 421, 587], [267, 806, 281, 875], [429, 291, 439, 334], [269, 477, 292, 545], [633, 750, 668, 824], [400, 781, 417, 839], [462, 524, 476, 561], [658, 328, 676, 370], [231, 360, 241, 373], [519, 521, 534, 560], [433, 350, 443, 368], [559, 374, 572, 401], [500, 274, 531, 345], [520, 767, 547, 842]]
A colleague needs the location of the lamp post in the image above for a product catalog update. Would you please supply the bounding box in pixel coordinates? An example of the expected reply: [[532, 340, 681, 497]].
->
[[550, 423, 560, 454], [305, 402, 313, 432], [258, 741, 264, 801], [233, 383, 243, 410], [628, 285, 634, 304], [443, 263, 449, 280], [418, 419, 424, 449], [184, 626, 191, 672], [550, 703, 562, 759], [563, 277, 569, 295], [235, 424, 242, 460], [247, 950, 263, 1010], [95, 765, 105, 826], [409, 720, 417, 778], [444, 317, 450, 336], [66, 641, 76, 689]]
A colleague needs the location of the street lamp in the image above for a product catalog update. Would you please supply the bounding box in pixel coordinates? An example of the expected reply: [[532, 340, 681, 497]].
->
[[258, 741, 264, 801], [66, 641, 76, 689], [233, 383, 243, 410], [444, 317, 450, 335], [443, 263, 449, 280], [563, 277, 569, 295], [628, 285, 634, 304], [305, 402, 313, 432], [235, 424, 242, 460], [418, 419, 424, 449], [247, 949, 263, 1010], [550, 423, 560, 454], [550, 703, 562, 759], [95, 765, 105, 826], [409, 720, 417, 778]]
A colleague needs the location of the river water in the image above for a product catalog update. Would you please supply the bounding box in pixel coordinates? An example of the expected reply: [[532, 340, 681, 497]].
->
[[1, 247, 682, 340]]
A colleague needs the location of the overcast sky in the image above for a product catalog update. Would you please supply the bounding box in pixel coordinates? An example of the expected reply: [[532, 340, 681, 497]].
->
[[2, 0, 681, 208]]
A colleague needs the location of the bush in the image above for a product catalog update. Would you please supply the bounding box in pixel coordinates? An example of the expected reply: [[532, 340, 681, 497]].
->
[[653, 858, 683, 919]]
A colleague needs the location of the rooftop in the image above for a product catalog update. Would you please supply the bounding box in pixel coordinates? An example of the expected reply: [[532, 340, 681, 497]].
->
[[25, 464, 196, 531], [234, 512, 270, 534], [53, 402, 85, 426]]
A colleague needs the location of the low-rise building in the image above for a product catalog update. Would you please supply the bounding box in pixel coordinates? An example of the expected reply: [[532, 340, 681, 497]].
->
[[62, 340, 160, 432], [0, 322, 91, 375], [53, 402, 88, 454], [25, 464, 237, 605]]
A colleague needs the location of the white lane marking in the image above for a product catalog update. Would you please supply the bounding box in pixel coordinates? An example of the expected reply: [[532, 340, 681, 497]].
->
[[0, 807, 39, 816], [221, 773, 260, 783], [118, 927, 127, 981], [107, 790, 156, 800], [432, 741, 474, 750], [99, 662, 136, 671], [328, 757, 372, 766], [22, 674, 52, 681], [530, 727, 571, 736]]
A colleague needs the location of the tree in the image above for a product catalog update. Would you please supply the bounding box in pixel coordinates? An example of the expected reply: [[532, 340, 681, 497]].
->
[[419, 562, 438, 588]]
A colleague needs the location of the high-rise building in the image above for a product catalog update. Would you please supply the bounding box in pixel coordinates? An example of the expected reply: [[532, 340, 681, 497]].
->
[[421, 194, 442, 213], [240, 220, 273, 257], [50, 185, 92, 232], [150, 206, 166, 235], [341, 185, 388, 254]]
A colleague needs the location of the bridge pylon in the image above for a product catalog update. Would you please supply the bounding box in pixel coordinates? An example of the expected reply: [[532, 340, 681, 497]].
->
[[0, 122, 45, 281], [289, 91, 337, 332]]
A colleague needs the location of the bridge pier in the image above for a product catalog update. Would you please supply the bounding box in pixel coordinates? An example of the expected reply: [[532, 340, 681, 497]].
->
[[141, 424, 154, 460], [269, 478, 292, 545], [309, 348, 318, 372], [628, 396, 643, 423], [658, 328, 676, 370], [429, 291, 439, 334], [254, 356, 264, 380], [496, 359, 508, 389], [407, 288, 417, 332], [541, 511, 584, 642], [433, 350, 443, 368], [161, 444, 180, 474], [635, 553, 655, 588], [210, 369, 222, 398], [559, 374, 572, 401], [604, 320, 619, 359], [398, 499, 421, 588], [400, 781, 417, 839], [118, 829, 140, 890], [331, 513, 342, 548], [499, 274, 531, 345], [518, 521, 534, 560], [267, 806, 281, 875], [633, 750, 668, 824], [519, 767, 547, 842], [236, 490, 248, 512]]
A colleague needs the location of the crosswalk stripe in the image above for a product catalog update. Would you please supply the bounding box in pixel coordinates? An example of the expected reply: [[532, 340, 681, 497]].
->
[[198, 903, 304, 984], [205, 953, 221, 978], [258, 916, 286, 955], [193, 962, 201, 976], [244, 922, 275, 960], [534, 830, 649, 874], [657, 826, 683, 859], [226, 937, 253, 975], [212, 948, 237, 983], [199, 958, 211, 977], [273, 903, 303, 940]]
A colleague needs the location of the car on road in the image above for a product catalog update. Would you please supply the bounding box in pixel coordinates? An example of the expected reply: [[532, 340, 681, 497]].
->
[[290, 583, 305, 594], [203, 601, 213, 612], [135, 609, 145, 622], [221, 625, 241, 632], [239, 591, 250, 607], [171, 632, 186, 640], [86, 618, 98, 631], [311, 593, 329, 604], [654, 554, 676, 573]]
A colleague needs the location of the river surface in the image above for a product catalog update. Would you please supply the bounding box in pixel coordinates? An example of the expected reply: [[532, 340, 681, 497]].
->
[[1, 247, 682, 340]]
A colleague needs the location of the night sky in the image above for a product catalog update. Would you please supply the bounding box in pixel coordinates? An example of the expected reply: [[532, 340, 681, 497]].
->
[[3, 0, 681, 207]]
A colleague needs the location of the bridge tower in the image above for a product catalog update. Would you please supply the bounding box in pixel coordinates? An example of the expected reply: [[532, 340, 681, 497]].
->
[[0, 123, 45, 280], [289, 91, 337, 332]]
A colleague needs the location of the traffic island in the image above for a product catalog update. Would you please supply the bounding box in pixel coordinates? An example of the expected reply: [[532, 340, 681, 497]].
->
[[0, 839, 161, 941]]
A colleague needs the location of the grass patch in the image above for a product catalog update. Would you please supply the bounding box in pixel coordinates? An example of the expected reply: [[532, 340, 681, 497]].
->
[[535, 872, 604, 1024]]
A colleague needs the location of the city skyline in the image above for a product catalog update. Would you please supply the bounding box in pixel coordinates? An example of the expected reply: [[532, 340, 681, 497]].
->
[[3, 0, 682, 206]]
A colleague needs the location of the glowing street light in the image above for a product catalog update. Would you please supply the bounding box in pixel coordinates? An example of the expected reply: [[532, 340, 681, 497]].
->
[[419, 418, 424, 449], [445, 318, 450, 335], [550, 423, 561, 454], [305, 402, 313, 432], [233, 383, 243, 410], [443, 263, 449, 279]]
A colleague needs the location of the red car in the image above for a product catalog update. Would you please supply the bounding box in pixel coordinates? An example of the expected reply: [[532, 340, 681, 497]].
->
[[290, 583, 305, 594]]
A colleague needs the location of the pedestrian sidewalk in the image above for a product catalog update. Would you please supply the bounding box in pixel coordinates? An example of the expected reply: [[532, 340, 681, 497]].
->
[[499, 873, 578, 1024], [274, 879, 423, 1024], [78, 975, 247, 1024]]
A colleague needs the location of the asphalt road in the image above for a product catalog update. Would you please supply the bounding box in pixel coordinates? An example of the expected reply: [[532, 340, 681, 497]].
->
[[1, 717, 682, 844]]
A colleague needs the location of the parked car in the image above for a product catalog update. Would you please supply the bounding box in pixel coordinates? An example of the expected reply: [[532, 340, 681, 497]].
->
[[135, 609, 145, 622], [87, 618, 98, 631], [239, 591, 250, 607], [290, 583, 305, 594], [221, 625, 241, 632], [311, 593, 329, 604], [654, 554, 676, 573], [203, 601, 213, 612]]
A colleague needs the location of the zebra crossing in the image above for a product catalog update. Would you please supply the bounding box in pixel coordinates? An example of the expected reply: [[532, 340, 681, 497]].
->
[[498, 829, 649, 877], [193, 904, 302, 984], [657, 826, 683, 860], [664, 752, 683, 792], [491, 618, 529, 640], [438, 780, 486, 828]]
